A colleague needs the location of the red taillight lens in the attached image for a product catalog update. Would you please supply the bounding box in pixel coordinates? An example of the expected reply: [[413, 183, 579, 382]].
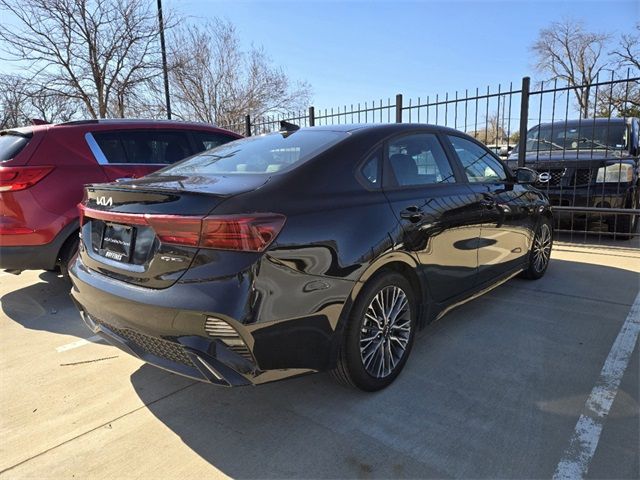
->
[[0, 166, 54, 192], [201, 214, 286, 251], [145, 216, 202, 247], [78, 205, 285, 252]]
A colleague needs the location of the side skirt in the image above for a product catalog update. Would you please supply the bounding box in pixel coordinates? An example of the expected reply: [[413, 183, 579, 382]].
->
[[434, 268, 524, 322]]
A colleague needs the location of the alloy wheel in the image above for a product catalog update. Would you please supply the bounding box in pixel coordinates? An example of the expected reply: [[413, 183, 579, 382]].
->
[[533, 223, 552, 273], [359, 286, 412, 378]]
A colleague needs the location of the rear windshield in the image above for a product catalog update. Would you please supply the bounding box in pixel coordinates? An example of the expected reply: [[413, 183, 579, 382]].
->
[[156, 130, 348, 176], [0, 133, 31, 161]]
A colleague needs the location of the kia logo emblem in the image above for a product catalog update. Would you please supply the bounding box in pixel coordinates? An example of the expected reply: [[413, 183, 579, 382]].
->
[[96, 196, 113, 206], [537, 172, 551, 183]]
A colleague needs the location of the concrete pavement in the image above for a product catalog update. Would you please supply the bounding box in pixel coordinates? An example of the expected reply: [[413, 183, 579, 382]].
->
[[0, 243, 638, 479]]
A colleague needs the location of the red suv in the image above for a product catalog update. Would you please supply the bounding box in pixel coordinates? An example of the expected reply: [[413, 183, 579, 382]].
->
[[0, 119, 241, 274]]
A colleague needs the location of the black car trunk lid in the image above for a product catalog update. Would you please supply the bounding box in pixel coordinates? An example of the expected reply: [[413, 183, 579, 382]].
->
[[79, 174, 268, 288]]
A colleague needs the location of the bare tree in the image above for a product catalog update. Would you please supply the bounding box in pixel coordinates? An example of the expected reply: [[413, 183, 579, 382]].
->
[[470, 111, 507, 145], [612, 22, 640, 71], [0, 74, 78, 128], [532, 19, 611, 118], [598, 23, 640, 117], [0, 0, 169, 119], [169, 19, 311, 128], [0, 75, 29, 129]]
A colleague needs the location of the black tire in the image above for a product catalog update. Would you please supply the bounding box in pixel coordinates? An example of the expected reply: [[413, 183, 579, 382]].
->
[[57, 232, 79, 278], [522, 218, 553, 280], [332, 271, 417, 391]]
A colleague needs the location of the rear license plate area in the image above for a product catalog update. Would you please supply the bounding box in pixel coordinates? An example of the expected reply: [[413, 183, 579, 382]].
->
[[100, 223, 134, 263]]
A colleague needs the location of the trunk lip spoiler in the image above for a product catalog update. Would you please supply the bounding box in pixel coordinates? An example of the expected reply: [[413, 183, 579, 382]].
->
[[79, 204, 199, 226]]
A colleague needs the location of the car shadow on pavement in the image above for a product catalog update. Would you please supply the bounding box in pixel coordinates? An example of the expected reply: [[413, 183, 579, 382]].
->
[[0, 271, 86, 338], [129, 259, 639, 479]]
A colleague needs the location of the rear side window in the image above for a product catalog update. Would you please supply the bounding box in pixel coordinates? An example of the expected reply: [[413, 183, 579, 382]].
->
[[191, 131, 237, 152], [360, 148, 381, 188], [387, 133, 456, 186], [0, 133, 30, 161], [158, 130, 348, 176], [91, 131, 192, 165]]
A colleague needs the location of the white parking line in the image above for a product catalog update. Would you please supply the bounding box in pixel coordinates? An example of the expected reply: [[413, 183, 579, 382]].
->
[[55, 335, 106, 353], [553, 291, 640, 480]]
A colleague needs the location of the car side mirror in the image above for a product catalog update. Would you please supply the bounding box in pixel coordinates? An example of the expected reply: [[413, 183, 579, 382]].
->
[[515, 167, 538, 184]]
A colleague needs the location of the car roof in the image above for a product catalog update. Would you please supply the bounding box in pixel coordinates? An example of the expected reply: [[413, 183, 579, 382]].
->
[[290, 123, 467, 135], [56, 118, 221, 128], [1, 118, 239, 136]]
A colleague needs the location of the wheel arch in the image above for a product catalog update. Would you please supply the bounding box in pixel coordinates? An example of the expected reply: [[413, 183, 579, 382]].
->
[[55, 221, 80, 269], [327, 251, 430, 368]]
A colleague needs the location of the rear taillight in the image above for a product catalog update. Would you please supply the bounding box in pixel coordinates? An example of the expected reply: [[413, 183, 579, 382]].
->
[[0, 166, 54, 192], [200, 215, 286, 251], [79, 205, 286, 252], [146, 216, 201, 247]]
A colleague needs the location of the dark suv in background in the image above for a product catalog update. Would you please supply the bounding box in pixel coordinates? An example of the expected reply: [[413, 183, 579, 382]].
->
[[0, 119, 240, 274], [507, 117, 639, 237]]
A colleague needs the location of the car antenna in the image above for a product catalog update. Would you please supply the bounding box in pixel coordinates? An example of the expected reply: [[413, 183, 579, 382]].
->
[[279, 120, 300, 132]]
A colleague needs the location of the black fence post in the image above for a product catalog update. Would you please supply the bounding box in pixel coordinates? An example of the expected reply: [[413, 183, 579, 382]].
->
[[395, 94, 403, 123], [308, 106, 315, 127], [517, 77, 530, 168], [244, 115, 251, 137]]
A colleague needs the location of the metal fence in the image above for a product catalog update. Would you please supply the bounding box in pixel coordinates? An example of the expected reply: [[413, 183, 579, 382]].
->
[[221, 72, 640, 243]]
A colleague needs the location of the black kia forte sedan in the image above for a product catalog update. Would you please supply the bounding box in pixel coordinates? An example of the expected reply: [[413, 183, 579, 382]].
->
[[70, 123, 552, 391]]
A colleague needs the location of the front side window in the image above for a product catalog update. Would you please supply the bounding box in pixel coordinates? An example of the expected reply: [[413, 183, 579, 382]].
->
[[447, 135, 507, 183], [387, 133, 456, 187], [158, 130, 348, 176], [92, 131, 192, 165]]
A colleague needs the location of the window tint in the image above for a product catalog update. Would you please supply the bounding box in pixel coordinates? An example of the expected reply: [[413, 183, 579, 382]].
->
[[92, 131, 192, 165], [387, 133, 455, 187], [192, 131, 237, 152], [447, 135, 507, 183], [361, 149, 381, 187], [158, 130, 347, 176], [0, 134, 30, 161]]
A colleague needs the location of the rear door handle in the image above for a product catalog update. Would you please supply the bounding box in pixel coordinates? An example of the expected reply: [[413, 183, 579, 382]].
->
[[400, 206, 424, 222], [115, 177, 134, 183]]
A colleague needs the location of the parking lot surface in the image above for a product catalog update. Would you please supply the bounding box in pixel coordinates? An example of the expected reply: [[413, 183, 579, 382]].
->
[[1, 243, 638, 479]]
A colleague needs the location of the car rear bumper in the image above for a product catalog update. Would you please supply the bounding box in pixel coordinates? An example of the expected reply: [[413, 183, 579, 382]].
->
[[0, 244, 61, 271], [69, 254, 349, 386], [0, 220, 79, 271], [74, 304, 253, 386]]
